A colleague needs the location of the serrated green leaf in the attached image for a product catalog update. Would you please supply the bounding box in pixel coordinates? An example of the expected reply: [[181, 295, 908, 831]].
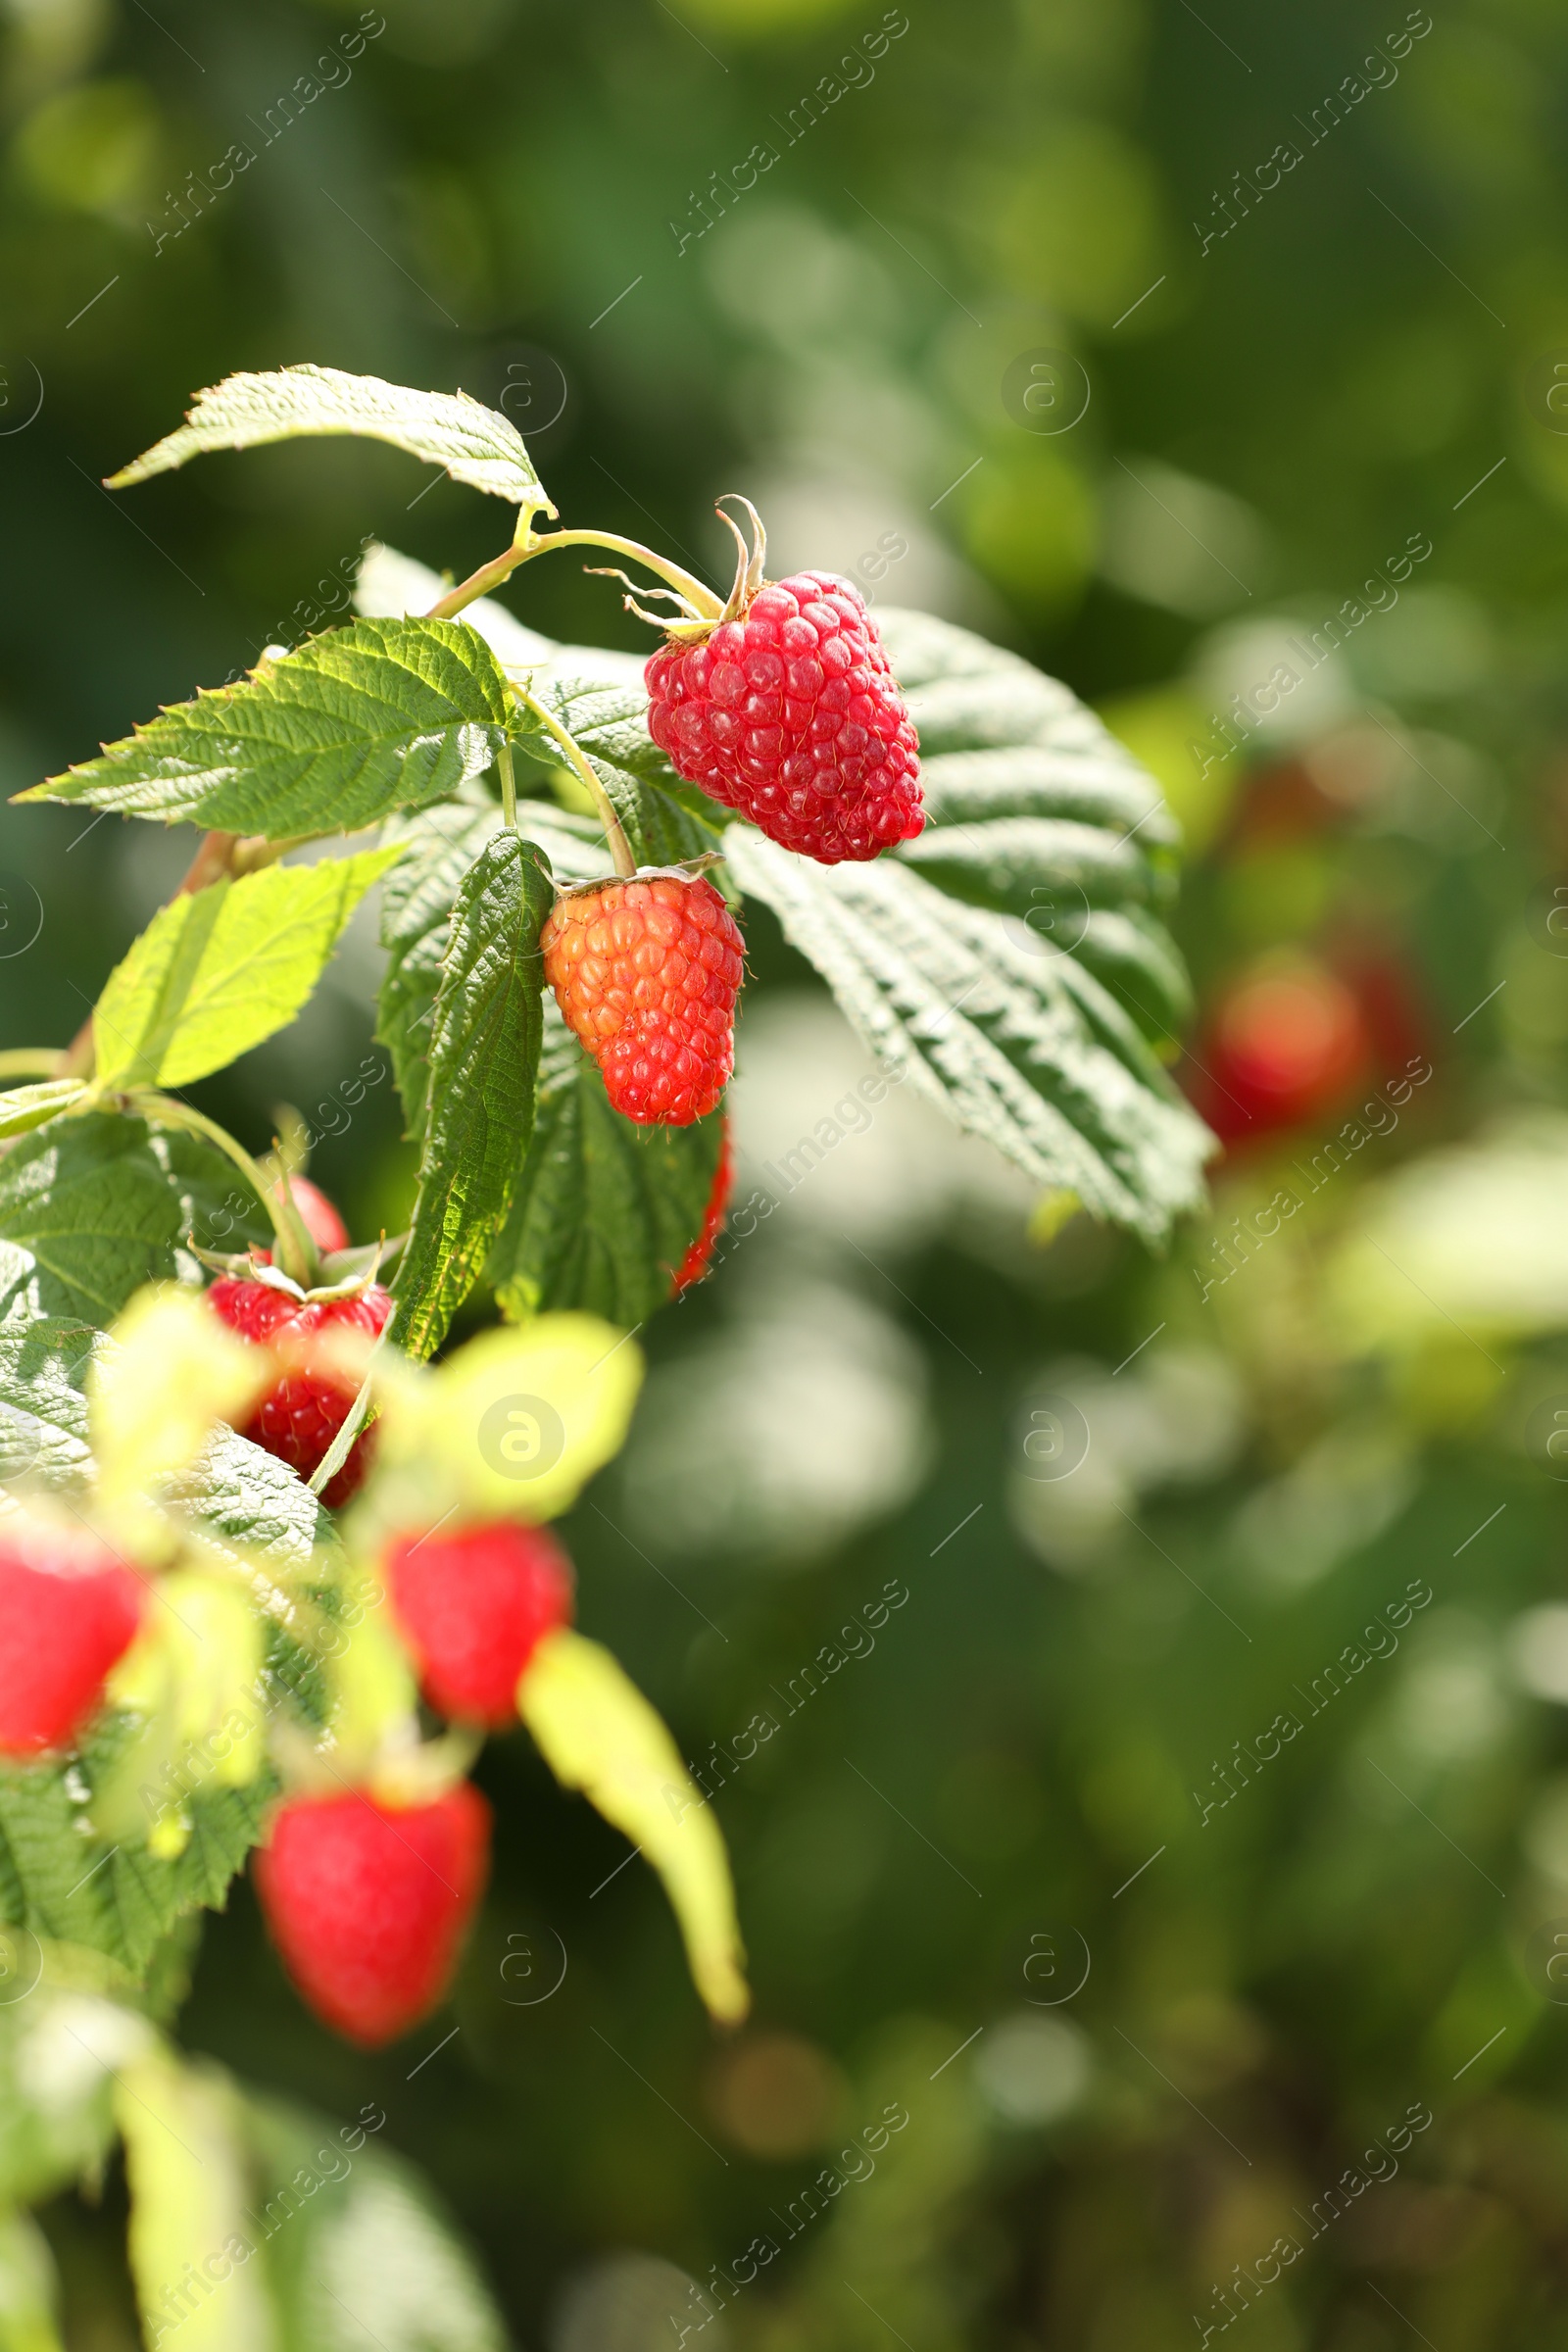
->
[[1073, 906, 1195, 1044], [489, 1004, 724, 1327], [106, 362, 553, 526], [0, 1310, 94, 1488], [377, 804, 503, 1147], [166, 1425, 340, 1571], [897, 819, 1190, 1043], [21, 620, 512, 838], [898, 814, 1169, 916], [392, 834, 553, 1359], [93, 848, 401, 1093], [723, 826, 1210, 1244], [0, 1724, 276, 1978], [239, 2089, 509, 2352], [0, 1114, 269, 1331]]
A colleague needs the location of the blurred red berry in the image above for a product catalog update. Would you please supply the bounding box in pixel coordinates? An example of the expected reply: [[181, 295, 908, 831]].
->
[[646, 572, 922, 863], [270, 1174, 349, 1255], [387, 1522, 573, 1726], [541, 874, 744, 1127], [255, 1783, 491, 2046], [671, 1122, 735, 1295], [206, 1277, 392, 1505], [0, 1520, 142, 1755], [1194, 957, 1371, 1146]]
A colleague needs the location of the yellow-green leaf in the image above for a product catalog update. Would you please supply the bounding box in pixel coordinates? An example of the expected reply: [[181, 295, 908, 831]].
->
[[370, 1314, 643, 1528], [116, 2045, 275, 2352], [103, 1570, 269, 1851], [517, 1629, 748, 2025], [90, 1287, 268, 1513], [0, 1079, 86, 1142], [0, 2207, 66, 2352], [92, 847, 402, 1094]]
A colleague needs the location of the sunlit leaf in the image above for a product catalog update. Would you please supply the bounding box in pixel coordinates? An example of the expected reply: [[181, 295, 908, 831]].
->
[[92, 848, 401, 1092], [106, 363, 553, 526], [116, 2043, 275, 2352], [518, 1628, 748, 2024], [20, 621, 513, 840], [89, 1287, 268, 1510]]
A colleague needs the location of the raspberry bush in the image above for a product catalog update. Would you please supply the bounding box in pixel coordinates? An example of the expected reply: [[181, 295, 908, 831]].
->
[[0, 365, 1210, 2343]]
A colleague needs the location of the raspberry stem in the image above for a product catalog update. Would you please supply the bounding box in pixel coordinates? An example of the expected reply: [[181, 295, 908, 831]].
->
[[423, 529, 722, 626], [510, 686, 638, 879], [135, 1092, 318, 1287], [497, 741, 518, 832]]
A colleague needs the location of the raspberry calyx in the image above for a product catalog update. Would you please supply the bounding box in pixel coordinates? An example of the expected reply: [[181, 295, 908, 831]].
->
[[540, 867, 745, 1127]]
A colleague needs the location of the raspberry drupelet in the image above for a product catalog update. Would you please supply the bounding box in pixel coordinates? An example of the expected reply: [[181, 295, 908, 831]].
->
[[540, 872, 744, 1127]]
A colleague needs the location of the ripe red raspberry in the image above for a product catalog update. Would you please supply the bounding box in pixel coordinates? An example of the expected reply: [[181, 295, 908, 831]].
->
[[206, 1276, 393, 1505], [386, 1522, 573, 1726], [0, 1519, 142, 1755], [671, 1120, 735, 1296], [255, 1782, 490, 2047], [540, 874, 744, 1126], [646, 572, 922, 863]]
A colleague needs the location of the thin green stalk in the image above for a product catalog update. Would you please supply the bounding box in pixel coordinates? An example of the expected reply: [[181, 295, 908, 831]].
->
[[0, 1049, 62, 1080], [510, 687, 638, 879], [498, 740, 518, 832], [137, 1093, 317, 1287], [425, 527, 721, 626]]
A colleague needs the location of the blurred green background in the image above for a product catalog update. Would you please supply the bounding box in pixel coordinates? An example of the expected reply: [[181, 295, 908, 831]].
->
[[7, 0, 1568, 2343]]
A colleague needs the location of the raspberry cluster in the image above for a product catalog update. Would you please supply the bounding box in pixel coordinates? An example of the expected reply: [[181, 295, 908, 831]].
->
[[257, 1514, 577, 2044], [646, 571, 922, 863], [541, 873, 744, 1126]]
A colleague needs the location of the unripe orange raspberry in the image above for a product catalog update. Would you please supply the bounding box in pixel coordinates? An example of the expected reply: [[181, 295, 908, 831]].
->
[[540, 873, 744, 1126]]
